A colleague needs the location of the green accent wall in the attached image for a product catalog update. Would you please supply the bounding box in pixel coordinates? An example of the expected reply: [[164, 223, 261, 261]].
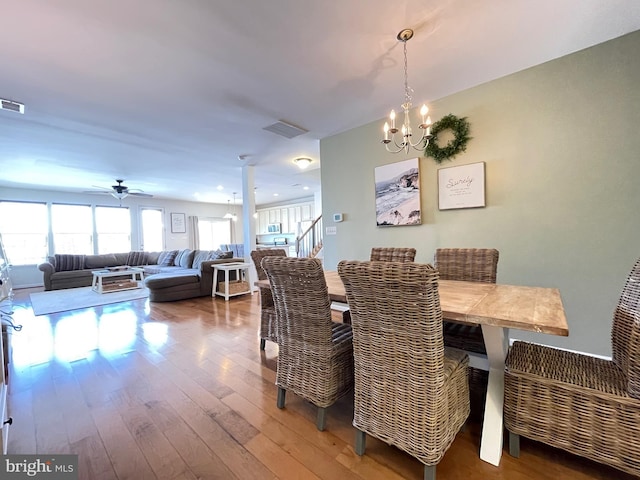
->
[[320, 30, 640, 356]]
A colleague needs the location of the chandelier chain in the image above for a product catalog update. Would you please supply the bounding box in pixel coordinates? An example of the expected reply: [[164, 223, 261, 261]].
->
[[403, 40, 412, 105]]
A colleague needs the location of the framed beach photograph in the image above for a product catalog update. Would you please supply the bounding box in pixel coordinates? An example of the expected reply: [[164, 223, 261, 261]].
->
[[170, 212, 186, 233], [438, 162, 486, 210], [374, 157, 421, 226]]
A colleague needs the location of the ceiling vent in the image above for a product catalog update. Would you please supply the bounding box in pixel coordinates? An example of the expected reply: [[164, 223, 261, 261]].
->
[[263, 120, 308, 139], [0, 98, 25, 114]]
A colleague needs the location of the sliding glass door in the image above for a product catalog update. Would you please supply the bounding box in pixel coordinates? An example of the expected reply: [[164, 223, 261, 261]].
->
[[139, 207, 164, 252]]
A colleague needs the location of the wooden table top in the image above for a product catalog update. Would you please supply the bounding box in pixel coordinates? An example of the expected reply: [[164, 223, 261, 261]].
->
[[256, 270, 568, 337]]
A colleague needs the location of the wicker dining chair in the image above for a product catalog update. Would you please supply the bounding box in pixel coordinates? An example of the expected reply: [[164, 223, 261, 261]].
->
[[434, 248, 499, 354], [370, 247, 416, 262], [504, 257, 640, 477], [338, 260, 469, 480], [250, 248, 288, 350], [261, 256, 354, 431]]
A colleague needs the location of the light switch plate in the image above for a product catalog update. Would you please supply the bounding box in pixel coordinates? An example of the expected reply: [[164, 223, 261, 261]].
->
[[325, 226, 337, 235]]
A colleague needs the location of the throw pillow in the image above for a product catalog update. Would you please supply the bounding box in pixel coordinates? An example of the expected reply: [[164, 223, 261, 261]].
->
[[174, 249, 194, 268], [174, 249, 190, 267], [54, 254, 86, 272], [158, 250, 178, 266], [209, 249, 222, 260], [126, 251, 148, 266], [191, 250, 212, 270]]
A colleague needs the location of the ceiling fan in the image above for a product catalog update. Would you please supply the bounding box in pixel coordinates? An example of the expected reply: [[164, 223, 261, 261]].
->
[[83, 179, 153, 200]]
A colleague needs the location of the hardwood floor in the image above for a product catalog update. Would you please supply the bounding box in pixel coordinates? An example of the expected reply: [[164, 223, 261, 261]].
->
[[5, 287, 634, 480]]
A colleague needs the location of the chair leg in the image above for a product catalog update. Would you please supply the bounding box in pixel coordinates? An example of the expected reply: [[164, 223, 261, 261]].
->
[[260, 338, 266, 350], [316, 407, 327, 431], [424, 465, 436, 480], [508, 431, 520, 458], [355, 429, 366, 455], [277, 387, 286, 409]]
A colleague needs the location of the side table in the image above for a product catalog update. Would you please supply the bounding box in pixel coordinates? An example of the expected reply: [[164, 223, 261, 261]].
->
[[213, 262, 253, 301]]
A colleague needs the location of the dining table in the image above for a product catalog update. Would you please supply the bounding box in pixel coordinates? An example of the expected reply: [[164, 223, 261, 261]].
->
[[255, 270, 568, 467]]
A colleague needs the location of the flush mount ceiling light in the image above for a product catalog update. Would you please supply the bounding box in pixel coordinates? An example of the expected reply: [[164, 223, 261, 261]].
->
[[294, 157, 312, 169], [381, 28, 433, 154]]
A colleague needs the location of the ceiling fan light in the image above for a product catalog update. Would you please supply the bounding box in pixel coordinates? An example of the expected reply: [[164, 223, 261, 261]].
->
[[111, 191, 129, 200]]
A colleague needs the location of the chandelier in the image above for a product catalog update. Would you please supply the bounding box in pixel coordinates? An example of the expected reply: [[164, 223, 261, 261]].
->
[[381, 28, 432, 154], [223, 192, 238, 221]]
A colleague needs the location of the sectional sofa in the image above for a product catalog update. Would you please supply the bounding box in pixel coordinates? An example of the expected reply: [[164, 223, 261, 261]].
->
[[38, 249, 243, 302]]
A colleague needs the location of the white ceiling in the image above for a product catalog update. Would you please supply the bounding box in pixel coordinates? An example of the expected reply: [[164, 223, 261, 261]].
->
[[1, 0, 639, 205]]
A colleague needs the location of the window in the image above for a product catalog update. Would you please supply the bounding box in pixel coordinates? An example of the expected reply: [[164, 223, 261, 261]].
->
[[51, 204, 93, 254], [197, 217, 231, 250], [0, 202, 49, 265], [96, 206, 131, 253]]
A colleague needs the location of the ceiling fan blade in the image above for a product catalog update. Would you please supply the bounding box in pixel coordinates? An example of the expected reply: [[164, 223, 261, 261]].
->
[[129, 192, 153, 198], [82, 190, 112, 195]]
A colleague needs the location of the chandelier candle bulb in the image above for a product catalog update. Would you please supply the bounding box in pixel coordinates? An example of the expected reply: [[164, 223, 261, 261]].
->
[[389, 110, 397, 132], [420, 105, 428, 126]]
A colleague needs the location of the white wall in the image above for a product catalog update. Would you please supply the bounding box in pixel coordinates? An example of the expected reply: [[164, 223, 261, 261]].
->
[[1, 187, 243, 287], [319, 31, 640, 357]]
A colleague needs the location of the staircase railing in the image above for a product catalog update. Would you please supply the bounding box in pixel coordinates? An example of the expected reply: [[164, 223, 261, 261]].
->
[[296, 215, 323, 258]]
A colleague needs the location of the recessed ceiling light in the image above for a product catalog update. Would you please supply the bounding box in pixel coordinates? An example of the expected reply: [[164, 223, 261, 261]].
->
[[273, 193, 279, 197], [216, 185, 224, 191], [0, 98, 24, 114], [303, 186, 309, 190], [294, 157, 312, 169]]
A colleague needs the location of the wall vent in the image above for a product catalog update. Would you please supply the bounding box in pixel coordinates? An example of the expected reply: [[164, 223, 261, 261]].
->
[[262, 120, 308, 139], [0, 99, 24, 114]]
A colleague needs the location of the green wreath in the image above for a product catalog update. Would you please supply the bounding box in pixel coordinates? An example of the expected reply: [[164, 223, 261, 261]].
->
[[424, 114, 471, 163]]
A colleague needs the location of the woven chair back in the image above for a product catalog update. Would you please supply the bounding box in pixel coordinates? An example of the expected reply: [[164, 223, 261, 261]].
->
[[251, 249, 288, 313], [434, 248, 499, 283], [261, 256, 334, 355], [337, 261, 447, 439], [250, 248, 287, 280], [370, 247, 416, 262], [611, 257, 640, 398]]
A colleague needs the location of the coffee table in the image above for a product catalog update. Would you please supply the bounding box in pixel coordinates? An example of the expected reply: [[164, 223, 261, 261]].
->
[[91, 267, 145, 294]]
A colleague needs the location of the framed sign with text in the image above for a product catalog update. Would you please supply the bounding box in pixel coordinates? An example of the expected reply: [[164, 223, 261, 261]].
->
[[438, 162, 486, 210], [170, 212, 186, 233]]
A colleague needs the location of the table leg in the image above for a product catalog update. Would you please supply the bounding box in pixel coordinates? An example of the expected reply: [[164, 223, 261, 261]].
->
[[479, 325, 509, 466], [224, 269, 230, 301]]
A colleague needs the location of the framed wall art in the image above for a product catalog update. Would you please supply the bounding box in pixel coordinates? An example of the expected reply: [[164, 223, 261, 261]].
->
[[438, 161, 486, 210], [374, 157, 421, 226], [170, 212, 186, 233]]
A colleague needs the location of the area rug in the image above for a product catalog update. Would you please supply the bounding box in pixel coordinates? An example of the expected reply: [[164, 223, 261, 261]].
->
[[30, 286, 149, 316]]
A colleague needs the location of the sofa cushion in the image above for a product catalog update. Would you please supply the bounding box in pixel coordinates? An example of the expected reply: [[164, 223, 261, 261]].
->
[[126, 251, 148, 266], [145, 271, 199, 289], [85, 254, 119, 269], [54, 254, 86, 272], [158, 250, 178, 266]]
